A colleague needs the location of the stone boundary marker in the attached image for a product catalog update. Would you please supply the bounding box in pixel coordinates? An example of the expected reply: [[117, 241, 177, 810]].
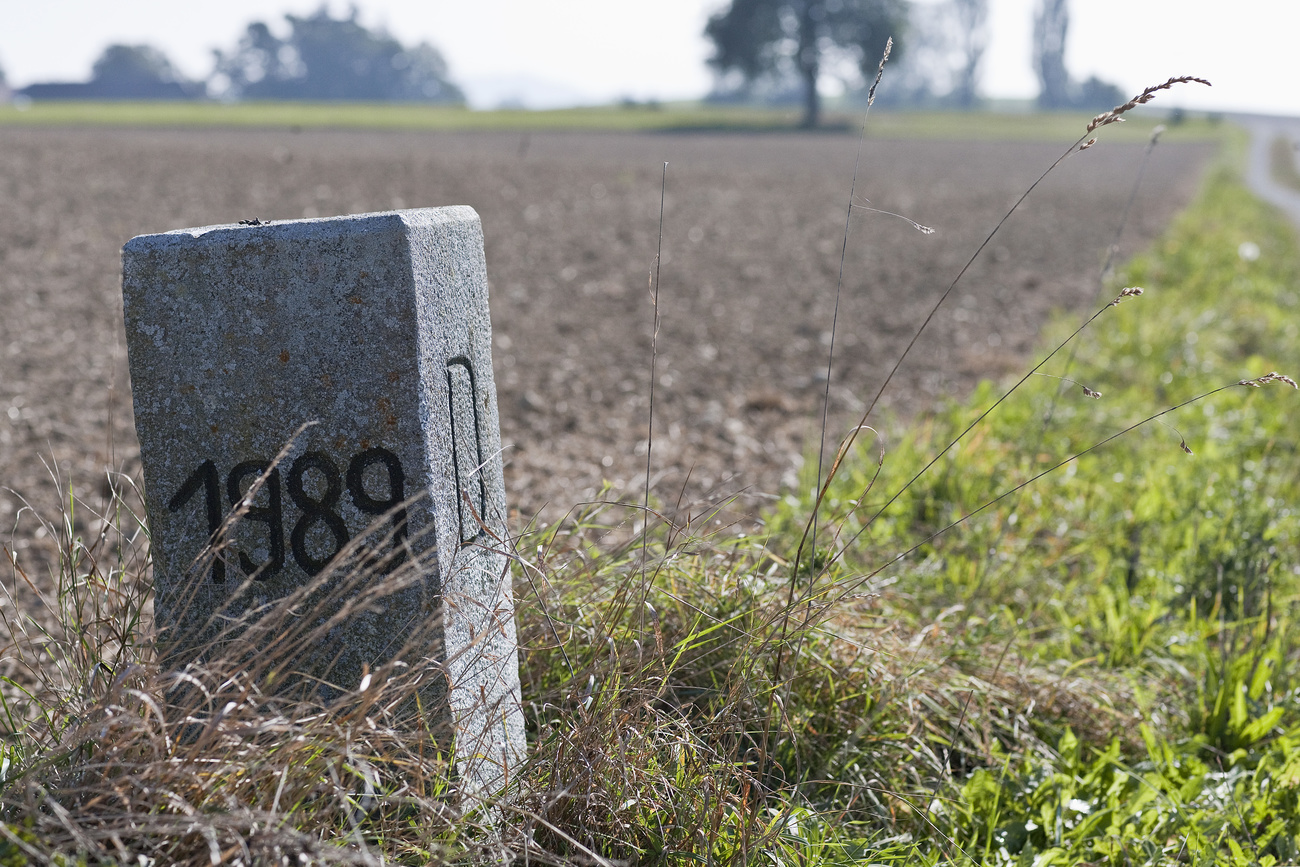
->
[[122, 206, 524, 794]]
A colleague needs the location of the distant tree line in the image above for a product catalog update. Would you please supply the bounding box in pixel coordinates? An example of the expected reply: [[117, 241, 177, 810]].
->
[[10, 0, 1124, 123], [20, 44, 202, 101], [704, 0, 1125, 127], [13, 7, 463, 104], [211, 9, 462, 102]]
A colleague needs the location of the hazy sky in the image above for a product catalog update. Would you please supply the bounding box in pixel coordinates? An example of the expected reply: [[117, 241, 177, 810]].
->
[[1, 0, 1295, 116]]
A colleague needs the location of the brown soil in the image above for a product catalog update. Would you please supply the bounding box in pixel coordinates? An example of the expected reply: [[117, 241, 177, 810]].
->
[[0, 126, 1212, 555]]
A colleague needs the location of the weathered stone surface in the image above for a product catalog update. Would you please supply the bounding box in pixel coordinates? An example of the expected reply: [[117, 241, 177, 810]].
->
[[122, 207, 523, 792]]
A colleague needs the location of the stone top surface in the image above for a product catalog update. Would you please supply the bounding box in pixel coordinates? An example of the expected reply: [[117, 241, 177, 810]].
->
[[124, 205, 477, 243]]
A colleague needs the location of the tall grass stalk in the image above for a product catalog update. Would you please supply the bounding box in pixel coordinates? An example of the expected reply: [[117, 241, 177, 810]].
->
[[641, 162, 669, 623]]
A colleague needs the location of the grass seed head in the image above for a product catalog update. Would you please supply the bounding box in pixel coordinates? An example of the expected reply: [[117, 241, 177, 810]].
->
[[1109, 286, 1145, 307], [1239, 371, 1299, 389], [865, 37, 894, 107], [1086, 76, 1212, 134]]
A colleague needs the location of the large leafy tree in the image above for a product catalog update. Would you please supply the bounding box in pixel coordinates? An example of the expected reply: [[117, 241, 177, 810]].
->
[[92, 45, 179, 88], [87, 44, 196, 99], [213, 7, 463, 103], [705, 0, 906, 128], [1031, 0, 1124, 110], [13, 43, 196, 101], [949, 0, 987, 108], [1033, 0, 1070, 108]]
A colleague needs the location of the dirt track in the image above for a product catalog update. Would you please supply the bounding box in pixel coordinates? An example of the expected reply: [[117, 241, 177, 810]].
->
[[0, 126, 1213, 551]]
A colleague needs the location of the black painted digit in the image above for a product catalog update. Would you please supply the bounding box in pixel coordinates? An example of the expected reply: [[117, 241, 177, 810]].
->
[[287, 452, 350, 575], [226, 461, 285, 580], [347, 447, 408, 565], [168, 459, 225, 582], [447, 358, 487, 546]]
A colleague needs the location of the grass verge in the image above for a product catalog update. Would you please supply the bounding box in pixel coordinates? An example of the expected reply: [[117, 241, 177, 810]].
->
[[759, 159, 1300, 861]]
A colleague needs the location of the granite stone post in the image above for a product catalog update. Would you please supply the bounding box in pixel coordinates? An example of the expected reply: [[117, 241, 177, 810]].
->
[[121, 207, 524, 794]]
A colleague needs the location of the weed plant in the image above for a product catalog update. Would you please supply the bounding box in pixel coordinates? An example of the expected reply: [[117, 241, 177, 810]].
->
[[1, 77, 1298, 865]]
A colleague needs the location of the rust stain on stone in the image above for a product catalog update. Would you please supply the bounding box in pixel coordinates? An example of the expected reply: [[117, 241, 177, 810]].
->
[[279, 349, 290, 363], [376, 396, 397, 427]]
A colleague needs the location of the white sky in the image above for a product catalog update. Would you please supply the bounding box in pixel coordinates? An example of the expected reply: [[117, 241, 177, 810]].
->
[[0, 0, 1295, 116]]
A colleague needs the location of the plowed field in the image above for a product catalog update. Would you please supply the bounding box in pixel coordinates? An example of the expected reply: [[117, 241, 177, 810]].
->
[[0, 126, 1213, 556]]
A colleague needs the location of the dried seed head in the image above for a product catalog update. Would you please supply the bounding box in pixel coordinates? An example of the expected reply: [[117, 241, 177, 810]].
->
[[1109, 286, 1145, 307], [1240, 371, 1299, 389], [1080, 138, 1098, 150], [851, 198, 934, 234], [1081, 385, 1102, 399], [1086, 77, 1212, 134], [1158, 420, 1192, 454], [866, 37, 893, 107]]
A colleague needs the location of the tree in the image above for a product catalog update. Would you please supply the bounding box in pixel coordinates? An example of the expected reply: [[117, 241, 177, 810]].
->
[[212, 7, 463, 103], [1031, 0, 1124, 111], [1078, 75, 1124, 110], [92, 45, 178, 88], [19, 44, 196, 100], [950, 0, 987, 108], [871, 0, 985, 109], [15, 44, 201, 102], [1033, 0, 1070, 109], [705, 0, 907, 128], [211, 22, 295, 98], [90, 44, 196, 98]]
